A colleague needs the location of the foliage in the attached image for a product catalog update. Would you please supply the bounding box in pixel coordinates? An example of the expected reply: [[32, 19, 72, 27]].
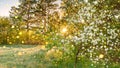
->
[[0, 0, 120, 68], [0, 17, 11, 44], [45, 0, 120, 67]]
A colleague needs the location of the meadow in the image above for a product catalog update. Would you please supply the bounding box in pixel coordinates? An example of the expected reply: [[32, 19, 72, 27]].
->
[[0, 45, 119, 68]]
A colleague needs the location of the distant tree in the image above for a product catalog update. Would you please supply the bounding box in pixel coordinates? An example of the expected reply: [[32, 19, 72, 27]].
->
[[10, 0, 37, 42], [0, 17, 11, 44], [10, 0, 58, 44]]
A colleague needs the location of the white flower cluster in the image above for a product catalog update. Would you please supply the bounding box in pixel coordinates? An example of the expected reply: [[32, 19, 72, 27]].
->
[[71, 19, 119, 63]]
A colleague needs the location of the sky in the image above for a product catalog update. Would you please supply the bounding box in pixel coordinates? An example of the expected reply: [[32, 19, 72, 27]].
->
[[0, 0, 19, 17]]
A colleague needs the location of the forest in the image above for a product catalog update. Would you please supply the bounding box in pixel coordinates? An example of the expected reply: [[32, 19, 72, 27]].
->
[[0, 0, 120, 68]]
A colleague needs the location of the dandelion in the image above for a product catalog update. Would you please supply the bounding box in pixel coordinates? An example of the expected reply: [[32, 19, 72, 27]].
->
[[3, 46, 6, 48], [17, 52, 22, 56]]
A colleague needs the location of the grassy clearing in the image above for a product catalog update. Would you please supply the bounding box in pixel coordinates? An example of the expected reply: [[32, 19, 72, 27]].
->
[[0, 45, 47, 68], [0, 45, 119, 68]]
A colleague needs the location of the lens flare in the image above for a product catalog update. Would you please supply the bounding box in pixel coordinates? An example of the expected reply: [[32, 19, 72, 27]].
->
[[61, 27, 67, 34]]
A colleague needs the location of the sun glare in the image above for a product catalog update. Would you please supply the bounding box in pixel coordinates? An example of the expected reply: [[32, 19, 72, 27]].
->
[[61, 27, 67, 34]]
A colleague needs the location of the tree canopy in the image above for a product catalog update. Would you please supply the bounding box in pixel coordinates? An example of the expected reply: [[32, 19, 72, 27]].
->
[[0, 0, 119, 68]]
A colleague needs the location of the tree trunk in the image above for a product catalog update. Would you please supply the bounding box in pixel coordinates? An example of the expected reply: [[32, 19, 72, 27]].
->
[[26, 2, 30, 44], [74, 46, 81, 68]]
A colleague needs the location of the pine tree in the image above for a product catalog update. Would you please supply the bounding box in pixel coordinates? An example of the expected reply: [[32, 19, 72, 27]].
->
[[10, 0, 58, 44]]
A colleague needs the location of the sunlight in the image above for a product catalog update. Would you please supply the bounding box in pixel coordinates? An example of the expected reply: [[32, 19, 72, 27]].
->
[[61, 27, 67, 34], [0, 0, 119, 67]]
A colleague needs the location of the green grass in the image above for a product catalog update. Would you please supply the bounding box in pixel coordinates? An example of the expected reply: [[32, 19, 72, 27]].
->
[[0, 45, 120, 68], [0, 45, 46, 68]]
